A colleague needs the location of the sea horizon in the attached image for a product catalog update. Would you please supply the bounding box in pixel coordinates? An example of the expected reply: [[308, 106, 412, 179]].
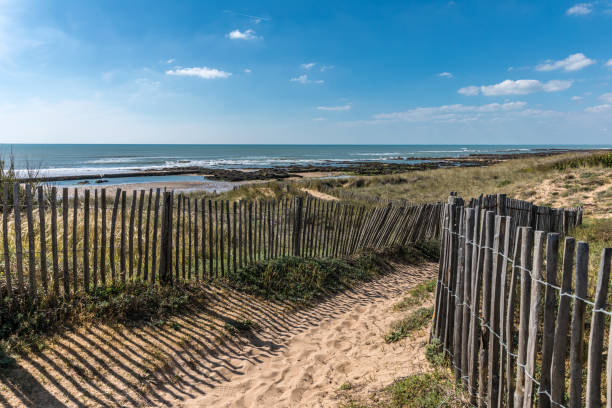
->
[[2, 143, 610, 178]]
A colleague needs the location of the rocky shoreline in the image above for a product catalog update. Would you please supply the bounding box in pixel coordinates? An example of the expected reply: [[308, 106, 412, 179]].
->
[[21, 149, 609, 184]]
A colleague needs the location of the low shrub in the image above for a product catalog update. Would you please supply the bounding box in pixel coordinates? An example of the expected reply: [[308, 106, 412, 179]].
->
[[385, 307, 434, 343], [226, 245, 432, 304], [393, 279, 436, 312], [386, 371, 469, 408]]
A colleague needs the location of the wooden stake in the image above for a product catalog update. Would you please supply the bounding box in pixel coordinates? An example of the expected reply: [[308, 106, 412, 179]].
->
[[37, 186, 48, 295], [25, 185, 36, 297], [83, 190, 90, 292], [62, 187, 69, 295]]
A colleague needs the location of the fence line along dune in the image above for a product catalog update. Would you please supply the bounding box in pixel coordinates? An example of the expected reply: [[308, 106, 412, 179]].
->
[[433, 193, 609, 407], [1, 184, 446, 302]]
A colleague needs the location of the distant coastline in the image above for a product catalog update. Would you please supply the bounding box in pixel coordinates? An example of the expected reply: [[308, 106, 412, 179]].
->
[[4, 144, 611, 180], [18, 147, 611, 185]]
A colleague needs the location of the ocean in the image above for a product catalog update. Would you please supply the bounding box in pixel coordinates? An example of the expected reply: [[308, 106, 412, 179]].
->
[[2, 144, 610, 178]]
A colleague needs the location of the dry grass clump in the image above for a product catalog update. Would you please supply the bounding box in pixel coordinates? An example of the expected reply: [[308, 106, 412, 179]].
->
[[306, 151, 612, 207], [193, 151, 611, 212]]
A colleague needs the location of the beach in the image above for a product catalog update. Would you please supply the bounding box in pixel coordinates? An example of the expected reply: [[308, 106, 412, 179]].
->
[[10, 145, 611, 192]]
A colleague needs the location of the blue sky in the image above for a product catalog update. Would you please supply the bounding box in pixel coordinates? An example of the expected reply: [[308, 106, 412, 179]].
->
[[0, 0, 611, 144]]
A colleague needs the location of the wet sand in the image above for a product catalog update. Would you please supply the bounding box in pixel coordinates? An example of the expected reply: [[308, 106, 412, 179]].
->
[[62, 180, 235, 196], [57, 170, 348, 197]]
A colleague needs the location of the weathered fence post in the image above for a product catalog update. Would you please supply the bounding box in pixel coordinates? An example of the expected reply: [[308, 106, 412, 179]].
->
[[158, 192, 173, 285], [479, 210, 495, 405], [523, 230, 545, 408], [539, 232, 559, 408], [2, 186, 13, 298], [453, 207, 465, 383], [293, 196, 303, 256], [486, 215, 506, 407], [569, 242, 589, 407], [550, 237, 575, 406], [37, 187, 48, 295], [461, 208, 475, 387], [514, 226, 533, 408], [586, 248, 611, 407]]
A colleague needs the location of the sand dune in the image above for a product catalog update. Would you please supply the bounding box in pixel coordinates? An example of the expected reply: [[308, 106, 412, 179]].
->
[[300, 188, 339, 201]]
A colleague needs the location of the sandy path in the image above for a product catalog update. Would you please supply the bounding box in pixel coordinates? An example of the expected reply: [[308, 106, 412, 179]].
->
[[181, 264, 434, 408], [300, 188, 339, 201], [0, 262, 435, 408]]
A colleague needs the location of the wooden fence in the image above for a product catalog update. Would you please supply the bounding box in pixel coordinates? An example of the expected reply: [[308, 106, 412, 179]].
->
[[0, 184, 443, 301], [432, 193, 610, 407]]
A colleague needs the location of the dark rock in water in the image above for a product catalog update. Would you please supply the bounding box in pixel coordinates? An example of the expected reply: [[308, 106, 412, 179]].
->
[[206, 168, 294, 182], [77, 180, 90, 185], [16, 148, 610, 185]]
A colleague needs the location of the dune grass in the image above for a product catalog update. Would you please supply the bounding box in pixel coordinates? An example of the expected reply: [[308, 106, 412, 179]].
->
[[382, 370, 469, 408], [384, 306, 434, 343], [226, 244, 436, 304], [186, 151, 611, 220], [392, 279, 436, 312], [303, 151, 612, 207]]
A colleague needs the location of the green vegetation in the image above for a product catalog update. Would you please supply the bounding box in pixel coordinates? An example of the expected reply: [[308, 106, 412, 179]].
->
[[0, 149, 44, 205], [547, 151, 612, 170], [425, 337, 447, 368], [393, 279, 436, 312], [193, 152, 611, 220], [226, 245, 435, 304], [339, 382, 353, 391], [302, 151, 612, 207], [382, 371, 469, 408], [384, 307, 434, 343], [189, 179, 308, 203], [1, 282, 203, 356]]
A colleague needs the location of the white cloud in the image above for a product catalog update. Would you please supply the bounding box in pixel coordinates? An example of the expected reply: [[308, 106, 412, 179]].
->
[[566, 3, 593, 15], [457, 86, 480, 96], [536, 53, 595, 72], [459, 79, 572, 96], [599, 93, 612, 103], [290, 75, 324, 84], [166, 58, 175, 64], [316, 105, 351, 111], [301, 62, 316, 70], [166, 66, 232, 79], [438, 72, 453, 78], [373, 101, 528, 123], [585, 104, 612, 113], [606, 59, 612, 67], [572, 96, 584, 101], [320, 65, 334, 72], [227, 29, 259, 40], [244, 68, 252, 73]]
